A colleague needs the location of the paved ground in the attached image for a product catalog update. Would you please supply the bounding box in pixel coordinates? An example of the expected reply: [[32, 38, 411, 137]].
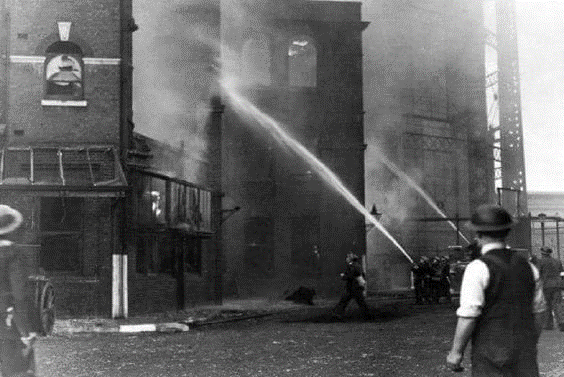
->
[[34, 297, 564, 377], [52, 297, 340, 334]]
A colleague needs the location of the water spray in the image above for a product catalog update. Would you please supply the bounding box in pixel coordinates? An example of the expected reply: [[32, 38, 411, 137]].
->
[[372, 147, 471, 245], [220, 82, 414, 264]]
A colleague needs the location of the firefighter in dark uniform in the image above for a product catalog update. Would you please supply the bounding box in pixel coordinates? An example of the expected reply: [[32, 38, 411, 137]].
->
[[411, 257, 427, 304], [333, 253, 371, 319], [0, 205, 36, 377], [429, 257, 444, 304], [465, 240, 481, 261], [438, 256, 452, 304]]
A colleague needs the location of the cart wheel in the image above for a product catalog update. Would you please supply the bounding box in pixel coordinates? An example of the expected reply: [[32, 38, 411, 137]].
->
[[38, 282, 55, 336]]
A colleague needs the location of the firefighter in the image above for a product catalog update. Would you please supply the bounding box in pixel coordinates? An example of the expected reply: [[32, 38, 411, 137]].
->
[[465, 240, 481, 261], [411, 257, 427, 304], [429, 257, 444, 304], [439, 256, 452, 304], [333, 253, 371, 319]]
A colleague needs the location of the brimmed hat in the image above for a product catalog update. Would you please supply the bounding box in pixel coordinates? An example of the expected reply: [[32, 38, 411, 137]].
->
[[346, 253, 360, 262], [541, 247, 553, 255], [0, 205, 23, 235], [466, 204, 514, 232]]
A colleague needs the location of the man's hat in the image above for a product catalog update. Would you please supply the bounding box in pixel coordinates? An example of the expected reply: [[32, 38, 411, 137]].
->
[[0, 205, 23, 235], [541, 247, 553, 255], [466, 204, 514, 232], [346, 253, 360, 262]]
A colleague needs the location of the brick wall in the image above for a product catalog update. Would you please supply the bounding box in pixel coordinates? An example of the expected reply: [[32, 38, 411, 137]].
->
[[9, 62, 120, 144], [7, 0, 122, 146], [10, 0, 120, 57], [221, 1, 367, 298], [128, 236, 220, 314], [129, 274, 178, 315]]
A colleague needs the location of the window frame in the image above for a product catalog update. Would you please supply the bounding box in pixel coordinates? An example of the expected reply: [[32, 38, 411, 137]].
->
[[241, 35, 273, 87], [42, 42, 86, 106], [38, 197, 84, 275], [287, 35, 318, 88]]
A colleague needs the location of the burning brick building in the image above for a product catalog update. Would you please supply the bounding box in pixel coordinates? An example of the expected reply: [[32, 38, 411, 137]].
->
[[220, 0, 369, 297], [3, 0, 524, 313], [130, 0, 525, 302], [362, 0, 519, 292]]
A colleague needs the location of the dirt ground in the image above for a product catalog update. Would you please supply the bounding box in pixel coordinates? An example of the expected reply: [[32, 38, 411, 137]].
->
[[36, 300, 564, 377]]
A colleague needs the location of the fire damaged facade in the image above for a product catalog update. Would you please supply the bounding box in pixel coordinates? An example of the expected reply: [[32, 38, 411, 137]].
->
[[363, 0, 510, 291], [220, 1, 369, 297], [0, 0, 224, 317], [2, 0, 521, 315], [129, 0, 223, 315]]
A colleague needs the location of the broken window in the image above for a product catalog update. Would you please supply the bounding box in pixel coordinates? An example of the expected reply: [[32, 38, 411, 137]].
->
[[288, 36, 317, 87]]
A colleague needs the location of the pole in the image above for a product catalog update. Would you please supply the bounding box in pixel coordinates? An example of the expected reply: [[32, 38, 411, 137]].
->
[[557, 219, 561, 262], [456, 213, 460, 245], [541, 221, 545, 248]]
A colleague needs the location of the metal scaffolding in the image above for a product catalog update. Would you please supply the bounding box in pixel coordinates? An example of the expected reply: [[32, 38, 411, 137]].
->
[[495, 0, 528, 216]]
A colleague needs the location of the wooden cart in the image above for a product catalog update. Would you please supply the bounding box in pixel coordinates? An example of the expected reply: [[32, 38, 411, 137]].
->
[[26, 274, 55, 336], [19, 244, 55, 336]]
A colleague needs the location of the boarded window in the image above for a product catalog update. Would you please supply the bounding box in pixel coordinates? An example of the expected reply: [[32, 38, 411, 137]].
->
[[244, 217, 274, 278], [136, 232, 202, 275], [135, 232, 174, 274], [39, 197, 83, 273], [290, 216, 320, 277]]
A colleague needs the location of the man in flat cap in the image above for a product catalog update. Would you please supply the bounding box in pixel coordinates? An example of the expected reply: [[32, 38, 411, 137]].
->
[[0, 205, 36, 376], [447, 204, 546, 376], [537, 246, 564, 331]]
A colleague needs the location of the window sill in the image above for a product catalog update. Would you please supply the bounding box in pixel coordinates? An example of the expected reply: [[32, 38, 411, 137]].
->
[[41, 99, 87, 107]]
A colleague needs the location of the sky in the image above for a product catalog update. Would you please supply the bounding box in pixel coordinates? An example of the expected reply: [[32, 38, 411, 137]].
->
[[515, 0, 564, 192]]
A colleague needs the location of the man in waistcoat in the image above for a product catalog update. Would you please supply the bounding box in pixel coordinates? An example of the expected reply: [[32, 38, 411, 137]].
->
[[537, 246, 564, 331], [446, 204, 546, 376], [0, 205, 37, 377]]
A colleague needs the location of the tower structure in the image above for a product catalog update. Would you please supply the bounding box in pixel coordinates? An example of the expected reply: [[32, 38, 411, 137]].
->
[[220, 0, 369, 297], [495, 0, 528, 216]]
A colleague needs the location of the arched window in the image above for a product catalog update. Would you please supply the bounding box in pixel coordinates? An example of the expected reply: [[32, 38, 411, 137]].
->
[[44, 42, 84, 100], [242, 37, 271, 86], [288, 36, 316, 87]]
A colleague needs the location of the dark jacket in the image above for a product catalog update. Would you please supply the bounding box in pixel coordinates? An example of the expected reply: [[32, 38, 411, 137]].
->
[[342, 260, 365, 292], [472, 248, 537, 368], [0, 241, 32, 339], [537, 255, 563, 290]]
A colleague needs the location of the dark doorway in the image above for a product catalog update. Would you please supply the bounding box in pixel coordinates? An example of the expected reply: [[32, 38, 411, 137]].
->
[[291, 216, 320, 277]]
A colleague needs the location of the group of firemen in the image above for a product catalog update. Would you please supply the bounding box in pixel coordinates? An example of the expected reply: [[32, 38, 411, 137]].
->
[[411, 255, 452, 305], [332, 252, 454, 319]]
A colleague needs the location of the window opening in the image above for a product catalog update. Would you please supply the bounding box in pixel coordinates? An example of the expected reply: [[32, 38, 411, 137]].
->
[[242, 37, 271, 86], [39, 197, 83, 273], [288, 36, 317, 87], [44, 42, 84, 99]]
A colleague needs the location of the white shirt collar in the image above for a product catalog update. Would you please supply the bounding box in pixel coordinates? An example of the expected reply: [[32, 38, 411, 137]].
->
[[481, 242, 507, 255]]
